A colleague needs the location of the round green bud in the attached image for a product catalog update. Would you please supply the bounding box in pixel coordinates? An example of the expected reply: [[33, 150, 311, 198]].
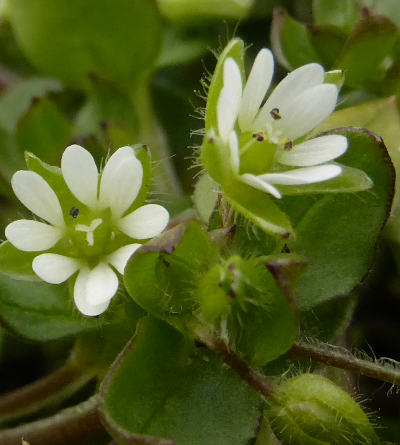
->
[[267, 373, 379, 445]]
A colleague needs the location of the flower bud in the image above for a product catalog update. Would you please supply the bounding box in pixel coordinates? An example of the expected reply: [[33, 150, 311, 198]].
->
[[267, 373, 379, 445]]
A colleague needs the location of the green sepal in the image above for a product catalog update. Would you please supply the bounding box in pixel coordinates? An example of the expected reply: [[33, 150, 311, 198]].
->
[[277, 164, 373, 196], [324, 69, 345, 91], [204, 38, 244, 132], [193, 173, 219, 223], [224, 178, 293, 238], [100, 317, 263, 445], [268, 373, 379, 445], [0, 241, 38, 281], [200, 132, 231, 187]]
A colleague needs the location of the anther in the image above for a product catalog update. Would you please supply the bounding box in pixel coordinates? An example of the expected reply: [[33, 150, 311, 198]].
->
[[284, 141, 293, 151], [270, 108, 282, 120], [252, 133, 264, 142], [69, 207, 80, 218]]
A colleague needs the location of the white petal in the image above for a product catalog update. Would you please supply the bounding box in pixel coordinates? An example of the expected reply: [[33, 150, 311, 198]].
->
[[217, 58, 242, 142], [61, 144, 99, 208], [107, 243, 142, 274], [260, 164, 342, 185], [99, 146, 143, 218], [240, 173, 282, 198], [11, 171, 64, 226], [74, 268, 111, 317], [274, 84, 338, 140], [253, 63, 325, 130], [118, 204, 169, 240], [32, 254, 80, 284], [238, 48, 274, 131], [85, 262, 119, 305], [277, 135, 348, 166], [5, 220, 63, 252], [229, 131, 240, 174]]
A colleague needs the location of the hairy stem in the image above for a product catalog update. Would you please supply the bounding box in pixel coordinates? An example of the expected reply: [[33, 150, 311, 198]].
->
[[0, 353, 98, 424], [197, 332, 276, 399], [290, 340, 400, 386], [0, 396, 107, 445]]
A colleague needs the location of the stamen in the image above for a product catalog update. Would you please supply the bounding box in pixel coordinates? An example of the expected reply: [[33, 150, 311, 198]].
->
[[284, 141, 293, 151], [270, 108, 282, 120]]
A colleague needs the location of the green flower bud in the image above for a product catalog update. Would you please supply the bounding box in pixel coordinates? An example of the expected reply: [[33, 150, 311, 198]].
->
[[267, 373, 379, 445]]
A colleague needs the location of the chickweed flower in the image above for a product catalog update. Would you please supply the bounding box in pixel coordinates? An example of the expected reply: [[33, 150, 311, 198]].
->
[[215, 48, 347, 198], [5, 145, 169, 316]]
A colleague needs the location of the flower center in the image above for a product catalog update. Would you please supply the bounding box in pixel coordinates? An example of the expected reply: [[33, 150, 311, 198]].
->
[[75, 218, 103, 247], [239, 132, 278, 175]]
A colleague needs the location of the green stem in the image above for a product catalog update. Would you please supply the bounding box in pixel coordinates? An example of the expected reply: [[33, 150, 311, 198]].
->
[[290, 340, 400, 386], [197, 331, 276, 399], [129, 73, 182, 197], [0, 348, 99, 424], [0, 396, 107, 445]]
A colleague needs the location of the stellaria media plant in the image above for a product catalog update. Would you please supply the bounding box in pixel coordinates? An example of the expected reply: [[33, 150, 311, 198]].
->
[[0, 2, 399, 442]]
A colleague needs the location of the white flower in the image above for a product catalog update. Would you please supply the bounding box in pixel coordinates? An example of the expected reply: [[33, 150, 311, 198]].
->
[[216, 49, 348, 198], [5, 145, 169, 316]]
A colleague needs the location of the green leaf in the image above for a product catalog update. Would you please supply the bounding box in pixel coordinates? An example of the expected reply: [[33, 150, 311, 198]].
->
[[5, 0, 162, 89], [17, 98, 72, 164], [335, 13, 398, 88], [281, 128, 394, 309], [363, 0, 400, 29], [0, 273, 101, 341], [313, 0, 361, 34], [100, 317, 263, 445], [0, 241, 38, 281], [271, 8, 322, 70], [225, 179, 293, 238], [0, 77, 62, 132]]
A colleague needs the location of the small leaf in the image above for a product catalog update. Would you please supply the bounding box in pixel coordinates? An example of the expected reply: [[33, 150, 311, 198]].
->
[[100, 317, 263, 445], [313, 0, 361, 34], [0, 272, 101, 341]]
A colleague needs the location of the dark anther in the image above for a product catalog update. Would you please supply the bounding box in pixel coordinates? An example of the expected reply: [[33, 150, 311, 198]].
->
[[270, 108, 282, 120], [163, 259, 170, 268], [208, 137, 215, 143], [228, 288, 236, 298], [284, 141, 293, 151], [281, 244, 291, 253], [252, 133, 264, 142], [69, 207, 80, 218]]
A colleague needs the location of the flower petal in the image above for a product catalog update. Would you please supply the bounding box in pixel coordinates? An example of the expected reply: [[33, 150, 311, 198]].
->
[[32, 254, 80, 284], [107, 243, 142, 274], [99, 146, 143, 218], [240, 173, 282, 198], [74, 268, 111, 316], [217, 58, 242, 142], [277, 135, 348, 166], [5, 220, 63, 251], [260, 164, 342, 185], [118, 204, 169, 240], [86, 262, 119, 305], [61, 144, 99, 208], [239, 48, 274, 131], [11, 171, 64, 226], [253, 63, 325, 130], [274, 84, 338, 140], [229, 131, 240, 174]]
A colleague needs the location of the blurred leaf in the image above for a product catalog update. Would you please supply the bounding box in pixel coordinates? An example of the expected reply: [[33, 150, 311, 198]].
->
[[17, 98, 71, 164], [0, 241, 38, 281], [0, 273, 101, 341], [193, 174, 218, 223], [100, 316, 263, 445], [271, 8, 322, 70], [335, 13, 398, 88], [312, 0, 361, 34], [280, 128, 394, 309], [309, 26, 347, 67], [363, 0, 400, 29], [5, 0, 162, 89], [0, 77, 62, 132]]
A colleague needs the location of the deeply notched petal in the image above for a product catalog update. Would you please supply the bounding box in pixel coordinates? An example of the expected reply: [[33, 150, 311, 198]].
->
[[5, 220, 63, 252], [99, 146, 143, 218], [239, 48, 274, 132], [74, 268, 111, 317], [32, 254, 81, 284], [11, 171, 64, 227], [217, 58, 242, 142], [118, 204, 169, 240], [107, 243, 142, 274], [61, 144, 99, 208], [259, 164, 342, 185], [277, 135, 348, 167]]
